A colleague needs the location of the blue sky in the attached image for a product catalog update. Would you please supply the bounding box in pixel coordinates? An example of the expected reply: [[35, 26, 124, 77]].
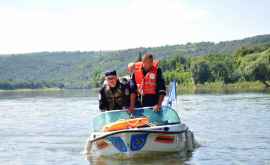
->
[[0, 0, 269, 54]]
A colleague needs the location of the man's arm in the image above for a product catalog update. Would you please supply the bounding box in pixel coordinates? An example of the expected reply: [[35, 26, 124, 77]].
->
[[99, 88, 108, 112], [154, 68, 166, 111], [157, 68, 166, 96], [157, 94, 165, 107], [128, 74, 137, 113]]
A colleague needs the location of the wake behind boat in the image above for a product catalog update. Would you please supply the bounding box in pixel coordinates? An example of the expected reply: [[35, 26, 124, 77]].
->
[[84, 106, 196, 159]]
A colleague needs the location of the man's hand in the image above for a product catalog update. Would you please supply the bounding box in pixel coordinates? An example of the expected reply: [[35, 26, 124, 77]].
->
[[153, 104, 161, 112], [128, 93, 136, 114], [153, 94, 165, 112], [128, 106, 135, 114]]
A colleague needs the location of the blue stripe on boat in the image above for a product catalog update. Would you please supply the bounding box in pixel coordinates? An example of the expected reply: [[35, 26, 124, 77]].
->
[[130, 133, 148, 151], [107, 136, 127, 152]]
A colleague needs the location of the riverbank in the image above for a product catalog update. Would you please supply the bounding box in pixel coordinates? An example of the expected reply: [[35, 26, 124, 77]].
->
[[1, 81, 269, 94], [177, 81, 270, 94], [0, 88, 63, 93]]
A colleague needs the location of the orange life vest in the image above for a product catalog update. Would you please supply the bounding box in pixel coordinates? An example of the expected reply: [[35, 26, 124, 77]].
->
[[102, 117, 150, 132], [134, 60, 159, 95]]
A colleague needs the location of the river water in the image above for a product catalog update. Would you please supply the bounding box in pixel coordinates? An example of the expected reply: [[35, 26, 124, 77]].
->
[[0, 90, 270, 165]]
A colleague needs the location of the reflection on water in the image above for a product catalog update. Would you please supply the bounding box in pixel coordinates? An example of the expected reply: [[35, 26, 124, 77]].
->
[[88, 152, 191, 165], [0, 90, 270, 165]]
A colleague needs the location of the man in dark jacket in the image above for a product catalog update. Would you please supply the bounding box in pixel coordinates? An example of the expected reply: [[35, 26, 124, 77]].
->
[[99, 70, 130, 111]]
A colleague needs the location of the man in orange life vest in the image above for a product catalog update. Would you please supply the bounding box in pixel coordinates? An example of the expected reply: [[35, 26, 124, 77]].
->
[[128, 53, 166, 113]]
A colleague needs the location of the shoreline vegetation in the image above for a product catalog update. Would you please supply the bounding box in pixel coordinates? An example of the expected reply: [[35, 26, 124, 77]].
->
[[0, 35, 269, 93], [177, 81, 270, 94], [0, 88, 63, 93], [1, 81, 269, 94], [161, 44, 270, 94]]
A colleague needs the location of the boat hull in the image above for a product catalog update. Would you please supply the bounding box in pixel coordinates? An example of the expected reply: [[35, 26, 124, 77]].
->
[[84, 124, 195, 159]]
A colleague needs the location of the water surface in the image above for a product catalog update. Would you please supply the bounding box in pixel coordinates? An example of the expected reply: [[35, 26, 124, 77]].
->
[[0, 90, 269, 165]]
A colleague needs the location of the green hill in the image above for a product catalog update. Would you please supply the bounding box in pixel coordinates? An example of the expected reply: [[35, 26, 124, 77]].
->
[[0, 34, 270, 90]]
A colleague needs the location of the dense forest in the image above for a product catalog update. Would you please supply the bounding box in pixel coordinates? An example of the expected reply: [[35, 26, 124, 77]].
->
[[161, 44, 270, 88], [0, 34, 270, 90]]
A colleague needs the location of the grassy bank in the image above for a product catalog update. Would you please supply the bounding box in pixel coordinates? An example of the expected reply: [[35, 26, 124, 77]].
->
[[0, 81, 269, 94], [177, 81, 270, 94], [0, 88, 63, 93]]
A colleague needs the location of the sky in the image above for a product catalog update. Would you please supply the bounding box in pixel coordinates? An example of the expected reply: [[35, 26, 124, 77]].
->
[[0, 0, 269, 54]]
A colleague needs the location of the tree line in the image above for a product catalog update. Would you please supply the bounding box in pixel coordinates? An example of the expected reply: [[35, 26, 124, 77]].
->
[[0, 80, 64, 90], [0, 34, 270, 90], [160, 44, 270, 87]]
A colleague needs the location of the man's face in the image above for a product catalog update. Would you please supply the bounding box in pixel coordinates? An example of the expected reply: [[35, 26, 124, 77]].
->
[[142, 59, 153, 71], [106, 75, 118, 88], [128, 65, 134, 74]]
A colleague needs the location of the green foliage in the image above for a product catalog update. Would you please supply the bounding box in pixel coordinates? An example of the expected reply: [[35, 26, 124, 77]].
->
[[164, 71, 193, 85], [237, 48, 270, 86], [162, 45, 270, 87], [137, 52, 142, 62], [91, 69, 104, 88], [0, 34, 270, 90], [210, 63, 229, 82], [160, 55, 190, 72], [190, 60, 212, 84], [0, 79, 64, 90]]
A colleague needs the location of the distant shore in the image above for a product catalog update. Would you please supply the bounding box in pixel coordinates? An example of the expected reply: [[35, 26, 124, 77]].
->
[[0, 81, 269, 94], [0, 88, 63, 93], [177, 81, 270, 94]]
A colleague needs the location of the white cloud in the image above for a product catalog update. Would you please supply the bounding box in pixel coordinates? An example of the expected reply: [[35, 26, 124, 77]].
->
[[0, 0, 209, 54]]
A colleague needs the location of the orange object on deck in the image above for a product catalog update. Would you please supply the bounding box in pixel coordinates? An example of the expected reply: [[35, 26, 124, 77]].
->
[[103, 117, 150, 132]]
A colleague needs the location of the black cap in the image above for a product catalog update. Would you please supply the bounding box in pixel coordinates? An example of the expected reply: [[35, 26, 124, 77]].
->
[[105, 70, 117, 76]]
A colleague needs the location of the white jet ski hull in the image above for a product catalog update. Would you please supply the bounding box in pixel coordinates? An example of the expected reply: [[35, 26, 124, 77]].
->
[[84, 124, 195, 159]]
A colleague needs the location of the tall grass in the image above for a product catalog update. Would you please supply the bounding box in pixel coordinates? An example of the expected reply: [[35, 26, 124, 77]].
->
[[177, 81, 270, 94]]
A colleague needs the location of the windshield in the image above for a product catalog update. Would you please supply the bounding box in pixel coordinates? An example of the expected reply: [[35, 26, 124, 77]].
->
[[92, 106, 181, 132]]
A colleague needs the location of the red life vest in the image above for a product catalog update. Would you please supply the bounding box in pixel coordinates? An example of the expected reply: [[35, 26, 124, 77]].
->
[[134, 60, 159, 95]]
